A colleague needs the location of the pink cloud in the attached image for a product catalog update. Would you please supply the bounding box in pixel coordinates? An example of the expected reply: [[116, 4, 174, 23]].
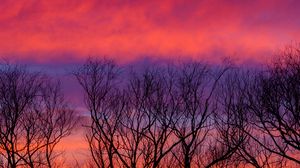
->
[[0, 0, 299, 63]]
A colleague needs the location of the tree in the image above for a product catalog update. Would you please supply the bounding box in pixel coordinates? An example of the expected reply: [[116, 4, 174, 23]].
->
[[126, 66, 180, 168], [0, 63, 76, 168], [76, 58, 252, 168], [75, 58, 128, 168], [244, 45, 300, 166], [216, 68, 285, 168], [37, 80, 77, 168]]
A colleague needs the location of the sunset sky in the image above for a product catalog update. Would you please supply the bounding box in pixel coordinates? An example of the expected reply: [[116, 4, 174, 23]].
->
[[1, 0, 300, 64], [1, 1, 300, 166]]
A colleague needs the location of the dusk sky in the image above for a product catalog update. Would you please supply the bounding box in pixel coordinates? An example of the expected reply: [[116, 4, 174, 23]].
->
[[1, 1, 300, 166], [1, 0, 300, 64]]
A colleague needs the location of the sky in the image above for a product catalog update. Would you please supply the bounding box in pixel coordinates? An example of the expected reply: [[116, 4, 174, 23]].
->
[[1, 0, 300, 165], [1, 0, 300, 64]]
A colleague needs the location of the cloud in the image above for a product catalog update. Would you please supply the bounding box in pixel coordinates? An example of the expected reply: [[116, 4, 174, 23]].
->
[[0, 0, 300, 63]]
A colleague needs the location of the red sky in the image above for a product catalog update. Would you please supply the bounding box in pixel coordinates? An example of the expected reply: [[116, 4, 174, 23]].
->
[[1, 0, 300, 63], [1, 1, 300, 165]]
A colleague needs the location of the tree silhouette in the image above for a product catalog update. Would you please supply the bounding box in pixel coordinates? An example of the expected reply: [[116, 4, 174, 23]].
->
[[0, 63, 76, 168], [243, 45, 300, 166]]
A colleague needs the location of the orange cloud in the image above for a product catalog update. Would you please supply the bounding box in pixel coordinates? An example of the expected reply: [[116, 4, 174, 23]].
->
[[0, 0, 300, 63]]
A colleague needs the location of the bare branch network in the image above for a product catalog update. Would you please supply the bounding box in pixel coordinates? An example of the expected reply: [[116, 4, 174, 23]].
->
[[1, 46, 300, 167]]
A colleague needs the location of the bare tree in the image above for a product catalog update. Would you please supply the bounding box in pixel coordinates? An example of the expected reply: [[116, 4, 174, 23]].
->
[[76, 58, 258, 168], [0, 64, 43, 167], [215, 69, 275, 168], [242, 45, 300, 166], [126, 67, 181, 168], [76, 59, 221, 168], [37, 80, 77, 168], [74, 58, 130, 168], [165, 63, 225, 168], [217, 66, 289, 168], [0, 63, 76, 168], [76, 56, 300, 167]]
